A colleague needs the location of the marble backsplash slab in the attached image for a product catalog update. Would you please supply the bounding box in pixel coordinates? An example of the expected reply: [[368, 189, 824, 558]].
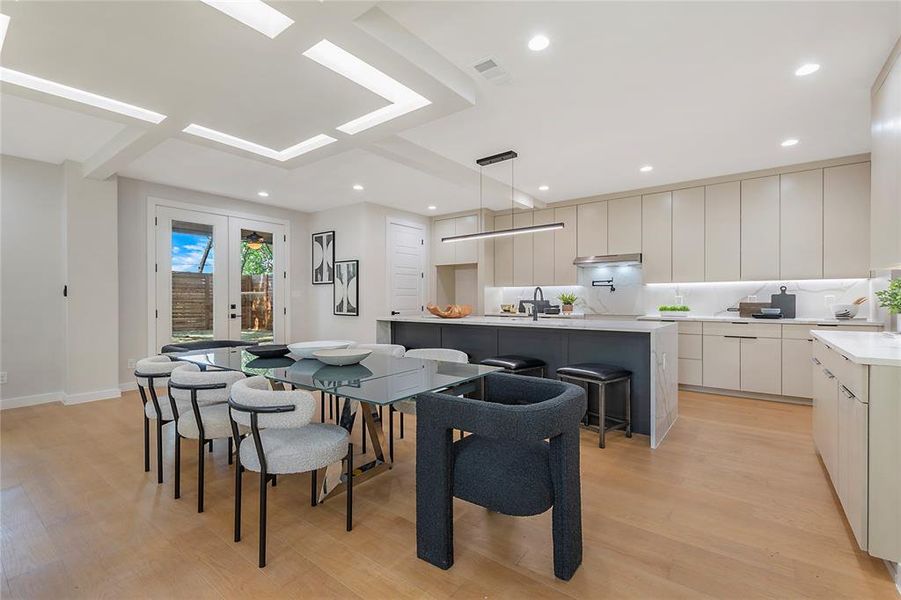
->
[[485, 265, 879, 321]]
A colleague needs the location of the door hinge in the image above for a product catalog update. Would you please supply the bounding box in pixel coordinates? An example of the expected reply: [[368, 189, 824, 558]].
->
[[283, 235, 286, 242], [421, 239, 424, 245], [283, 271, 287, 279], [154, 216, 158, 226], [283, 307, 287, 315], [155, 263, 158, 273], [155, 309, 158, 319], [421, 272, 424, 279], [421, 305, 424, 311]]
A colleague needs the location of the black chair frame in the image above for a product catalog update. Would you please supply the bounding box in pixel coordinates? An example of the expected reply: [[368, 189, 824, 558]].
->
[[134, 369, 174, 484]]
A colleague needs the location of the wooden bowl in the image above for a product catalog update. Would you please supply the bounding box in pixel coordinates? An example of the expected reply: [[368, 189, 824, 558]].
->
[[426, 304, 473, 319]]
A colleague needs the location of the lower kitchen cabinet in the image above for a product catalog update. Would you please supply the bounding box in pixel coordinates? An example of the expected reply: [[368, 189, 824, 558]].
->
[[740, 337, 782, 394], [702, 335, 740, 389], [837, 384, 869, 550], [679, 358, 702, 385], [781, 338, 813, 398], [812, 358, 838, 479]]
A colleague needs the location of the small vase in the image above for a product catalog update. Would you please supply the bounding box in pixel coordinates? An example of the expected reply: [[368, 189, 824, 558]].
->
[[562, 304, 573, 314]]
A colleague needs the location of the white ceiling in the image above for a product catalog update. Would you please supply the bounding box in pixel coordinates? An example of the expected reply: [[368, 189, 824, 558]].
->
[[1, 1, 899, 215]]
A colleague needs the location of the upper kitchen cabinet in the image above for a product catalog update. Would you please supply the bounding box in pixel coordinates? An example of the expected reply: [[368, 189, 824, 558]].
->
[[642, 192, 672, 283], [433, 218, 456, 266], [494, 213, 513, 286], [607, 196, 642, 254], [824, 162, 871, 278], [672, 187, 705, 282], [454, 214, 480, 264], [433, 214, 479, 266], [554, 206, 578, 285], [512, 212, 534, 286], [577, 201, 608, 257], [533, 209, 556, 285], [780, 169, 823, 279], [741, 176, 780, 280], [705, 181, 740, 281]]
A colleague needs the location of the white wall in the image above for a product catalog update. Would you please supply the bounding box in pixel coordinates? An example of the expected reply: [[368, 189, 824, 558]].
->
[[308, 202, 430, 343], [870, 36, 901, 271], [0, 155, 66, 405], [117, 177, 310, 386]]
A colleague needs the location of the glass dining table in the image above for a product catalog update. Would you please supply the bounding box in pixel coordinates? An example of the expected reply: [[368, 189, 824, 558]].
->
[[169, 347, 501, 500]]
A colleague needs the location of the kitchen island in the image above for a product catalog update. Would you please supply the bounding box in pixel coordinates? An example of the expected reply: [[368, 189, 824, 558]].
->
[[376, 316, 678, 448]]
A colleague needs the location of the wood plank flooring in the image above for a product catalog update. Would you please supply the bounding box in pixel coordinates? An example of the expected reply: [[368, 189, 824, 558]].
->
[[1, 390, 896, 599]]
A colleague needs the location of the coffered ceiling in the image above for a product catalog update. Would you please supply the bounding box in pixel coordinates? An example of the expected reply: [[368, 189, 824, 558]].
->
[[1, 1, 899, 215]]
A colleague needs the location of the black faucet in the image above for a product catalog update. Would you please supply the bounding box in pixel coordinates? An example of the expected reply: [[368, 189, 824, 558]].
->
[[532, 287, 544, 321]]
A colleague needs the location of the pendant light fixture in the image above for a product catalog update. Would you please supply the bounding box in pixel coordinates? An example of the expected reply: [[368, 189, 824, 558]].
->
[[243, 231, 266, 250], [441, 150, 564, 243]]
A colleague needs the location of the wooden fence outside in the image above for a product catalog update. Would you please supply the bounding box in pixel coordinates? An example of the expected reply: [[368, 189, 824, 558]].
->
[[171, 272, 273, 333]]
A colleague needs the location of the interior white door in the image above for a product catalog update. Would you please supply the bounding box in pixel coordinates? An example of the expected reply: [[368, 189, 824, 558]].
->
[[228, 217, 287, 343], [155, 206, 229, 350], [388, 221, 425, 316]]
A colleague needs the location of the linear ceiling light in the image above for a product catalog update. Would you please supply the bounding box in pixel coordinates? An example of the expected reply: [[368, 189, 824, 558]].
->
[[0, 14, 9, 52], [443, 223, 564, 243], [183, 123, 336, 161], [0, 67, 167, 124], [302, 39, 431, 135], [199, 0, 294, 39]]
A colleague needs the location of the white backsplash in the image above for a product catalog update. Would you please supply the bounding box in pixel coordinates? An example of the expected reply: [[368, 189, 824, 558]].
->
[[485, 266, 879, 321]]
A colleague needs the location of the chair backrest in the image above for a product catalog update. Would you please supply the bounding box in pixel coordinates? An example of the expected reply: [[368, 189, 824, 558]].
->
[[405, 348, 468, 363], [229, 376, 316, 429], [135, 355, 185, 387], [160, 339, 255, 353], [169, 363, 245, 407], [350, 343, 406, 358]]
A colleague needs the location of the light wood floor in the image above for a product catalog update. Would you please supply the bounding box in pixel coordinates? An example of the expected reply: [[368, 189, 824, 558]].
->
[[1, 389, 897, 599]]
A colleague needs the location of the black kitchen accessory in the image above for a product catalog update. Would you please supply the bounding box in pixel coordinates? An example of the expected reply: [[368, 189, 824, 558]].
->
[[770, 286, 796, 318]]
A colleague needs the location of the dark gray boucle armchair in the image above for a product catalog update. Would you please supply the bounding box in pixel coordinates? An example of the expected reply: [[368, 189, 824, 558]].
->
[[415, 372, 587, 581]]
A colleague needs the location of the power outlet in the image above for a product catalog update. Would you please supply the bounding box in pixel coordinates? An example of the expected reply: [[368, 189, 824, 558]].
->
[[0, 372, 7, 385], [127, 359, 137, 370]]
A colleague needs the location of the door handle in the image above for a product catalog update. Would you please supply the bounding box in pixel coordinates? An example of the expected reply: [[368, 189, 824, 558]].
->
[[230, 314, 237, 319], [390, 310, 400, 315]]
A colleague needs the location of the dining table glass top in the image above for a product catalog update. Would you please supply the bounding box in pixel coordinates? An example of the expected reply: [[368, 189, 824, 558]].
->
[[169, 347, 501, 405]]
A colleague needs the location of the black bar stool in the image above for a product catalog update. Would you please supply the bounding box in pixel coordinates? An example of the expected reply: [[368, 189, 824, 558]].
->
[[556, 363, 632, 448], [479, 355, 546, 377]]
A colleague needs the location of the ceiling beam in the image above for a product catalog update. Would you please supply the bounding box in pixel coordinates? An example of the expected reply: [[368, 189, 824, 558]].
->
[[81, 120, 183, 180]]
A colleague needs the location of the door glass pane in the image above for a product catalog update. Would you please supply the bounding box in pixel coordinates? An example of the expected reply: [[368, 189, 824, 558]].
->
[[171, 221, 214, 343], [240, 229, 274, 343]]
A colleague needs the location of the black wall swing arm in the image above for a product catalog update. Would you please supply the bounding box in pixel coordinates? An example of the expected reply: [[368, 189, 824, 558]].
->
[[592, 279, 615, 292]]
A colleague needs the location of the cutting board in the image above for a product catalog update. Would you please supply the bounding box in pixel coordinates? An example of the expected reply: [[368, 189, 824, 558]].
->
[[770, 286, 796, 318], [738, 302, 772, 317]]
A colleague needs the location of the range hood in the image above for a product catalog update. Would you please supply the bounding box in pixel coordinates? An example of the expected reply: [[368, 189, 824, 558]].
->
[[573, 253, 642, 267]]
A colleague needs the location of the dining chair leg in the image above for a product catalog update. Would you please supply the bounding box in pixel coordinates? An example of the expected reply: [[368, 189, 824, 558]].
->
[[400, 412, 405, 439], [227, 437, 233, 465], [346, 443, 353, 532], [310, 469, 318, 507], [598, 383, 607, 449], [362, 412, 367, 454], [156, 420, 165, 484], [271, 474, 277, 487], [388, 406, 395, 462], [143, 416, 150, 473], [320, 392, 325, 423], [174, 433, 181, 499], [208, 440, 213, 453], [329, 394, 334, 420], [234, 463, 242, 542], [259, 469, 268, 568], [198, 439, 206, 513]]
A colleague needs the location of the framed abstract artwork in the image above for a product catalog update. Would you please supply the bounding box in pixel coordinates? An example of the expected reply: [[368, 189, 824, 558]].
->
[[312, 230, 335, 285], [333, 259, 359, 316]]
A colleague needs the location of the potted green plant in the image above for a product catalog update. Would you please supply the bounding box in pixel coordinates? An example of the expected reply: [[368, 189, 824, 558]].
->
[[875, 279, 901, 333], [557, 291, 579, 315], [658, 304, 691, 317]]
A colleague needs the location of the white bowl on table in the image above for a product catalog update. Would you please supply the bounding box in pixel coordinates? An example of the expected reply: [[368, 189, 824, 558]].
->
[[312, 348, 372, 366], [287, 340, 353, 359]]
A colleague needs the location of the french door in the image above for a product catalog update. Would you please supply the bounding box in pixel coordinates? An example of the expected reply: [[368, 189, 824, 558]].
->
[[154, 206, 287, 351]]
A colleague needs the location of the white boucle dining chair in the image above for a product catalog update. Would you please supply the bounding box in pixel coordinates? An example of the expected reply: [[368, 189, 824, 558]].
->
[[168, 363, 246, 513], [134, 355, 188, 484], [228, 376, 353, 568]]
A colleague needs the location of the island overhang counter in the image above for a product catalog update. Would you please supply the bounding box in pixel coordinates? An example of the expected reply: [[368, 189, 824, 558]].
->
[[376, 316, 678, 448]]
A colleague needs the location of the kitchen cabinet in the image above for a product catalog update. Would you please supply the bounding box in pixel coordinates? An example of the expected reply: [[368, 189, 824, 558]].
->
[[741, 176, 780, 280], [532, 209, 556, 285], [702, 334, 740, 389], [781, 338, 813, 398], [824, 163, 871, 278], [678, 330, 702, 386], [641, 192, 672, 283], [494, 213, 513, 286], [780, 169, 823, 279], [554, 206, 578, 285], [739, 337, 781, 395], [512, 212, 533, 286], [837, 384, 868, 550], [705, 181, 741, 281], [812, 355, 838, 479], [454, 214, 479, 264], [433, 218, 456, 265], [577, 201, 607, 257], [607, 196, 641, 254], [672, 187, 705, 282], [433, 215, 479, 266]]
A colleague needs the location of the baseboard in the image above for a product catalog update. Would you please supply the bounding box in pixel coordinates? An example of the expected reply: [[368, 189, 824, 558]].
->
[[120, 381, 137, 392], [63, 388, 121, 405], [0, 391, 63, 410], [679, 385, 812, 406]]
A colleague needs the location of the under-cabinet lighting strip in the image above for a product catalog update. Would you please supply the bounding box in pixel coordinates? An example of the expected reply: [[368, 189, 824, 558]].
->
[[442, 223, 564, 243]]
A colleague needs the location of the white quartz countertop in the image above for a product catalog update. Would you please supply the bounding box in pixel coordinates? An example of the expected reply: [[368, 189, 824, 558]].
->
[[379, 315, 675, 333], [638, 315, 883, 326], [811, 331, 901, 367]]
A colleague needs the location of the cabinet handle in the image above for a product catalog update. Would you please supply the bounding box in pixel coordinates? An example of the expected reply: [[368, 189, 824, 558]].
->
[[823, 369, 835, 379], [724, 335, 757, 340], [730, 322, 749, 325], [839, 385, 854, 399], [811, 357, 821, 365], [818, 324, 838, 327]]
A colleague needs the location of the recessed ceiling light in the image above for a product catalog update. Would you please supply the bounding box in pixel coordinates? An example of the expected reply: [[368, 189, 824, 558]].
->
[[257, 191, 269, 197], [427, 205, 437, 210], [0, 67, 167, 124], [640, 165, 653, 172], [182, 124, 336, 161], [528, 35, 550, 52], [538, 185, 549, 191], [353, 184, 364, 191], [794, 63, 820, 77], [303, 39, 431, 135], [781, 138, 799, 147], [199, 0, 294, 39]]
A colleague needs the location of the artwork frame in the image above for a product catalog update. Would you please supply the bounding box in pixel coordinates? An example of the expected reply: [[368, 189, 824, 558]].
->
[[333, 259, 359, 317], [312, 230, 335, 285]]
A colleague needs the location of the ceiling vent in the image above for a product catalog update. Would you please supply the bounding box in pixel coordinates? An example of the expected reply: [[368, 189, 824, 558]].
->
[[472, 58, 510, 84]]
